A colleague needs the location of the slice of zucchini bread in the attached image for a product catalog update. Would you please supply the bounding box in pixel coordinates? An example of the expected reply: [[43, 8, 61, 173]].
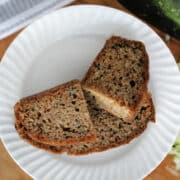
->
[[82, 36, 149, 122], [14, 80, 96, 146]]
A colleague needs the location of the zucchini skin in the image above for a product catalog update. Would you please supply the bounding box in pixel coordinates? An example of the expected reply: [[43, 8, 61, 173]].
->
[[117, 0, 180, 40]]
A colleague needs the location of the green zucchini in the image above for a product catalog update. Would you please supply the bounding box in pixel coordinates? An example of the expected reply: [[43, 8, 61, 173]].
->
[[117, 0, 180, 40]]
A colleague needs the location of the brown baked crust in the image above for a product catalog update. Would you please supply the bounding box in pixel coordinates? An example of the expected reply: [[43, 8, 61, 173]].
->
[[82, 36, 149, 121], [15, 122, 65, 154], [15, 80, 80, 102], [147, 93, 155, 122], [27, 131, 96, 146], [14, 79, 96, 146]]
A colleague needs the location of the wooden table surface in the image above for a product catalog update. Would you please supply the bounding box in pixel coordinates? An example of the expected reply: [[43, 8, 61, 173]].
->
[[0, 0, 179, 180]]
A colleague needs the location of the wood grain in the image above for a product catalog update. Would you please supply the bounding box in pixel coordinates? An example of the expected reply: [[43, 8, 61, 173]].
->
[[0, 141, 31, 180], [0, 0, 179, 180]]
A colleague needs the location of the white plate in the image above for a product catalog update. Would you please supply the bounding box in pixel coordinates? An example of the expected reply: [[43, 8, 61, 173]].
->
[[0, 5, 180, 180]]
